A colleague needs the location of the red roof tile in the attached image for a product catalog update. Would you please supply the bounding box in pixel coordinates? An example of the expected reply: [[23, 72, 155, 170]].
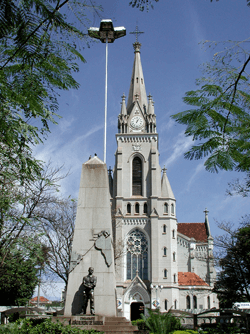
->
[[178, 272, 209, 286], [178, 223, 207, 242]]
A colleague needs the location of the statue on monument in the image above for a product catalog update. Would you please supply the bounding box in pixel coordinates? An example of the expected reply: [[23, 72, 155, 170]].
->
[[82, 267, 97, 315]]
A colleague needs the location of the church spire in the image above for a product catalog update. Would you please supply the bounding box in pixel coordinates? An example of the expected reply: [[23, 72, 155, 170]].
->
[[127, 41, 148, 112]]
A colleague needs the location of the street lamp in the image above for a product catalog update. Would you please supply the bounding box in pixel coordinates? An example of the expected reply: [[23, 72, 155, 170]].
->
[[88, 20, 126, 163]]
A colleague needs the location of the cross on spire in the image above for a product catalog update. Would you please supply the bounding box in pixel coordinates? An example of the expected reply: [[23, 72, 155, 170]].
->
[[130, 25, 144, 42]]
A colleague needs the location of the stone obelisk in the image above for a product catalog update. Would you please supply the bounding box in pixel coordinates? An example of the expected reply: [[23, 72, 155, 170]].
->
[[64, 155, 116, 316]]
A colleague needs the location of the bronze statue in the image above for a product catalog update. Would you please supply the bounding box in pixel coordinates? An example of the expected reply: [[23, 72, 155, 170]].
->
[[82, 267, 97, 315]]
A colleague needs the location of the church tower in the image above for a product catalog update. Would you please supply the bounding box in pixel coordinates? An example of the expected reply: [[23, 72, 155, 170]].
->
[[111, 41, 218, 321], [112, 41, 178, 319]]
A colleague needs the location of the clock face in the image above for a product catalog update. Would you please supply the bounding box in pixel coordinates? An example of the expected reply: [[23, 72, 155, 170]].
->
[[131, 116, 143, 129]]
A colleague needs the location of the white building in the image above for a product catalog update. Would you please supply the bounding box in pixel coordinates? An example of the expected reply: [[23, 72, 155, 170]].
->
[[110, 41, 218, 320]]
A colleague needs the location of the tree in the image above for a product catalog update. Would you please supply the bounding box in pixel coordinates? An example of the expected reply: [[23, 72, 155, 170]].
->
[[0, 0, 99, 224], [0, 237, 46, 306], [213, 218, 250, 307], [171, 39, 250, 173], [38, 197, 76, 288]]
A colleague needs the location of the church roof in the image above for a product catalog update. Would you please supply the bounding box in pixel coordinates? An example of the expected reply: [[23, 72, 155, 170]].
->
[[30, 296, 51, 304], [178, 223, 207, 242], [127, 42, 148, 112], [178, 272, 209, 286]]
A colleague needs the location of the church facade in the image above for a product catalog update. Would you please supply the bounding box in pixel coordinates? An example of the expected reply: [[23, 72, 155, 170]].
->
[[110, 41, 218, 320]]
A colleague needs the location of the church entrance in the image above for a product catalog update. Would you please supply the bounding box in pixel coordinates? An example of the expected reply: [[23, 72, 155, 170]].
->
[[130, 302, 144, 321]]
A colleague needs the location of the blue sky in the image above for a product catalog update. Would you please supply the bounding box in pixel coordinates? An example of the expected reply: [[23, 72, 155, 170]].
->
[[34, 0, 250, 298]]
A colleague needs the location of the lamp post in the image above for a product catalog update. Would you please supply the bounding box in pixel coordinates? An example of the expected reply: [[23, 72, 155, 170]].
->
[[88, 20, 126, 163]]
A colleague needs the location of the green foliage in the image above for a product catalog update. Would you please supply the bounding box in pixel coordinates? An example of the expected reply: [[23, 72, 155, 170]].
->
[[171, 40, 250, 173], [0, 318, 103, 334], [0, 238, 46, 306], [131, 318, 148, 330], [199, 323, 241, 334], [214, 219, 250, 307], [0, 0, 99, 253], [172, 331, 198, 334], [129, 0, 159, 11], [140, 308, 182, 334]]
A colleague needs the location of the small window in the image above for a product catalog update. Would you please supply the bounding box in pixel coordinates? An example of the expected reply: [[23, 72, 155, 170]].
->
[[173, 274, 176, 283], [164, 269, 167, 278], [171, 203, 174, 215], [186, 295, 190, 309], [136, 77, 139, 83], [173, 252, 176, 262], [143, 203, 147, 214], [135, 203, 139, 214], [172, 229, 175, 239], [127, 203, 131, 214], [164, 299, 168, 310], [207, 296, 210, 309], [193, 296, 197, 309], [163, 247, 167, 256], [174, 300, 177, 309], [164, 203, 168, 214], [163, 224, 166, 234]]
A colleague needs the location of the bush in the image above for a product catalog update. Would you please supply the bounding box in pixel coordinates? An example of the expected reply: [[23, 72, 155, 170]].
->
[[172, 331, 198, 334], [0, 318, 103, 334], [131, 318, 148, 330], [140, 308, 182, 334]]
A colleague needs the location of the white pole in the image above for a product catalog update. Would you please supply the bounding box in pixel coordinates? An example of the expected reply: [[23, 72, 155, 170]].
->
[[104, 35, 108, 163]]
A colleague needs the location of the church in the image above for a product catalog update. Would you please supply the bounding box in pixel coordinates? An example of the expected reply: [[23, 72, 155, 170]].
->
[[109, 40, 219, 320]]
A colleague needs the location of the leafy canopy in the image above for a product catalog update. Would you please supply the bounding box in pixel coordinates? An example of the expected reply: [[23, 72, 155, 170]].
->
[[214, 218, 250, 307], [171, 40, 250, 173]]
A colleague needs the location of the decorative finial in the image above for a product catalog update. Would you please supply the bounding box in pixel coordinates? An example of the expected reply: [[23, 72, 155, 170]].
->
[[162, 165, 167, 174], [135, 93, 139, 101], [95, 153, 97, 156], [108, 166, 112, 175], [89, 155, 91, 160], [148, 93, 153, 101], [121, 93, 126, 101], [204, 208, 209, 216]]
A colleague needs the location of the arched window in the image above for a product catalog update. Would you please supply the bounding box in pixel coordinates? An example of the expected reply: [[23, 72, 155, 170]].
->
[[186, 295, 190, 309], [135, 202, 139, 214], [172, 229, 175, 239], [173, 274, 176, 283], [126, 229, 148, 280], [193, 295, 197, 309], [164, 203, 168, 214], [171, 203, 174, 215], [132, 157, 142, 196], [163, 224, 166, 233], [127, 203, 131, 214], [164, 299, 168, 311], [207, 296, 210, 309], [173, 252, 176, 262], [164, 269, 168, 278], [174, 300, 177, 309], [143, 203, 147, 214], [163, 247, 167, 256]]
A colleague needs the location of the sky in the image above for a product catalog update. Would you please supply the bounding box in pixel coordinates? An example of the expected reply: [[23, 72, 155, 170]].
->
[[34, 0, 250, 299]]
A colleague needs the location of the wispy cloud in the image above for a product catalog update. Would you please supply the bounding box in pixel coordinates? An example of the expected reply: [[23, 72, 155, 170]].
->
[[163, 132, 193, 167], [186, 162, 204, 191]]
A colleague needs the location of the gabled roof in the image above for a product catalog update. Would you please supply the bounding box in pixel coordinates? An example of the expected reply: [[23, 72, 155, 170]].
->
[[178, 272, 209, 286], [178, 223, 207, 242], [30, 296, 51, 304]]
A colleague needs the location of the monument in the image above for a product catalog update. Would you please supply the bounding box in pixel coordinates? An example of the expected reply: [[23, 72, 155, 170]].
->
[[64, 155, 117, 317]]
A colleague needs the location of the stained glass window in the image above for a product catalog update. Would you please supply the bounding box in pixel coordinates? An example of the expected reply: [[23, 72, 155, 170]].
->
[[126, 229, 148, 280]]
